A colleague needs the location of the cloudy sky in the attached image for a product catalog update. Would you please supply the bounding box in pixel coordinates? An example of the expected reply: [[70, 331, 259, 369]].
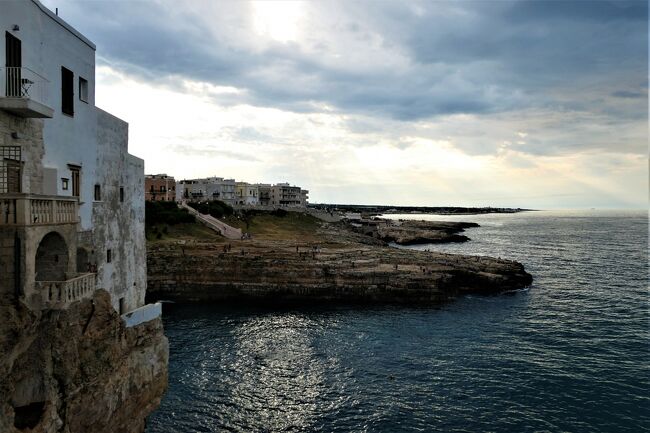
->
[[43, 0, 647, 208]]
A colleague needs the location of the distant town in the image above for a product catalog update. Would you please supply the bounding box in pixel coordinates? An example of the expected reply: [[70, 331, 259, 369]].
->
[[145, 174, 309, 208]]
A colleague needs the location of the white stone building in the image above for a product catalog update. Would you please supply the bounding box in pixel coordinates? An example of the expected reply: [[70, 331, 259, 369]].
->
[[176, 176, 308, 208], [176, 177, 236, 205], [0, 0, 146, 314]]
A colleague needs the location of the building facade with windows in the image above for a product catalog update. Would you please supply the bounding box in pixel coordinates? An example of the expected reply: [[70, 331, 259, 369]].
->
[[235, 182, 259, 206], [270, 183, 304, 207], [0, 0, 146, 314], [145, 174, 175, 201], [176, 177, 236, 205]]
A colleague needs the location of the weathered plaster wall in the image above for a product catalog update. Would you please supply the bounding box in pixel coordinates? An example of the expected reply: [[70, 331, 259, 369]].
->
[[93, 109, 146, 312]]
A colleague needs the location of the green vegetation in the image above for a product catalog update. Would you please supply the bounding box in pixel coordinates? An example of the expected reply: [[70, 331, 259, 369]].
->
[[187, 200, 233, 219], [147, 222, 222, 243], [233, 210, 322, 241], [145, 202, 323, 243], [145, 201, 195, 226], [145, 201, 197, 241]]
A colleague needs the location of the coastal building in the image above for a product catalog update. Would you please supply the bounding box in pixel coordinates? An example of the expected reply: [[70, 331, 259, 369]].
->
[[0, 0, 146, 314], [176, 177, 236, 205], [235, 182, 259, 206], [176, 176, 308, 208], [300, 189, 309, 207], [145, 174, 175, 201], [257, 183, 272, 206], [270, 183, 303, 207]]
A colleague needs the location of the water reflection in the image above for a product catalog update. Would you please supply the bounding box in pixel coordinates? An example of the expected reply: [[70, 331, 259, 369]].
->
[[224, 314, 328, 431]]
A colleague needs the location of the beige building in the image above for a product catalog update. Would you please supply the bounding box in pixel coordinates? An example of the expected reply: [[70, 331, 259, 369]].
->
[[235, 182, 259, 206], [270, 183, 303, 207], [175, 176, 309, 208]]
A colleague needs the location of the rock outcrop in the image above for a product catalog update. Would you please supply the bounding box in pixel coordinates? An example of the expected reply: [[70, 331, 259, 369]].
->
[[0, 291, 168, 433], [374, 220, 480, 245], [147, 223, 532, 305]]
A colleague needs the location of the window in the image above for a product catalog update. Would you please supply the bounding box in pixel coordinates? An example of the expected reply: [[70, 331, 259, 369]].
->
[[68, 165, 80, 197], [78, 77, 88, 103], [0, 146, 21, 194], [61, 178, 69, 190], [119, 187, 124, 203], [106, 249, 112, 263], [61, 67, 74, 116], [94, 184, 101, 201]]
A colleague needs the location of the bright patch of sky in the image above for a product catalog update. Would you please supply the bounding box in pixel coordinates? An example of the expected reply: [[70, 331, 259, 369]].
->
[[43, 0, 648, 208]]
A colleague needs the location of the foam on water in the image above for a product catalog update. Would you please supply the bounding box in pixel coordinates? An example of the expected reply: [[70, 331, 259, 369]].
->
[[147, 210, 649, 432]]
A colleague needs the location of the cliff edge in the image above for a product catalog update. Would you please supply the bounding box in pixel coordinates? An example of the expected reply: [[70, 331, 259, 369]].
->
[[0, 291, 168, 433], [146, 213, 532, 304]]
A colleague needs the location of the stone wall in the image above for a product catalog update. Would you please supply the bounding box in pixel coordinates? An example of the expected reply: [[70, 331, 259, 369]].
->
[[0, 110, 45, 195], [0, 230, 19, 304]]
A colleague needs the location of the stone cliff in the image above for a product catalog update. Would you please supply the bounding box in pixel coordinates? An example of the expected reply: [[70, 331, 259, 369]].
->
[[147, 220, 532, 304], [369, 220, 480, 245], [0, 291, 168, 433]]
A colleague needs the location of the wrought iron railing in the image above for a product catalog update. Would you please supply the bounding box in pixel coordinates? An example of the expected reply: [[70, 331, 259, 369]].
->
[[2, 67, 49, 105]]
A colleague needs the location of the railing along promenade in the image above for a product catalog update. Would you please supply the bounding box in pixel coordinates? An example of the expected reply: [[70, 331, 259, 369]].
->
[[181, 202, 243, 239], [0, 194, 78, 226], [35, 272, 96, 308]]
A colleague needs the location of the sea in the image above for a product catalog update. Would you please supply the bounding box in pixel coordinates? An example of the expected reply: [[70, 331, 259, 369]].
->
[[146, 210, 648, 433]]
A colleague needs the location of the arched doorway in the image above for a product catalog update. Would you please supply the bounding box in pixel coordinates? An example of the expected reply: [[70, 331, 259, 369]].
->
[[76, 247, 89, 273], [35, 232, 68, 281]]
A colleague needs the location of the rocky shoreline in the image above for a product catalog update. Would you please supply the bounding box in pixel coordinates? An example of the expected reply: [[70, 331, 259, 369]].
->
[[146, 215, 532, 305], [352, 219, 480, 245]]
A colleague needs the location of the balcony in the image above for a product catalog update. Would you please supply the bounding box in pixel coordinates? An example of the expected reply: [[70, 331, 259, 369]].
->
[[0, 194, 78, 226], [0, 67, 53, 118], [35, 272, 96, 309]]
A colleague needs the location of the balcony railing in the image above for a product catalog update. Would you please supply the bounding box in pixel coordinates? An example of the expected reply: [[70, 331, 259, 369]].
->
[[0, 67, 53, 118], [36, 273, 96, 308], [0, 194, 78, 226], [3, 67, 49, 103]]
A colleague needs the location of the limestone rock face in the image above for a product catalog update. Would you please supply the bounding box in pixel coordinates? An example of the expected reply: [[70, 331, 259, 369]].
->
[[147, 223, 532, 305], [0, 290, 168, 433], [375, 220, 480, 245]]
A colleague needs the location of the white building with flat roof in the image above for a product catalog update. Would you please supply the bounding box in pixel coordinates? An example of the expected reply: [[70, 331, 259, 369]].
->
[[176, 177, 236, 205], [176, 176, 308, 208], [0, 0, 146, 314]]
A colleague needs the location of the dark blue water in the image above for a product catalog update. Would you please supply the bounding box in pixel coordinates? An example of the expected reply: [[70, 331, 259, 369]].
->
[[147, 210, 649, 432]]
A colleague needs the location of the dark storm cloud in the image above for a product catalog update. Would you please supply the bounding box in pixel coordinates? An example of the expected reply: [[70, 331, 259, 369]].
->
[[48, 0, 647, 150]]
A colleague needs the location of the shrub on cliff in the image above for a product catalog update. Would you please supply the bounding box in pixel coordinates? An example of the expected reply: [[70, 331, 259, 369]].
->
[[145, 201, 195, 226], [187, 200, 233, 219]]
